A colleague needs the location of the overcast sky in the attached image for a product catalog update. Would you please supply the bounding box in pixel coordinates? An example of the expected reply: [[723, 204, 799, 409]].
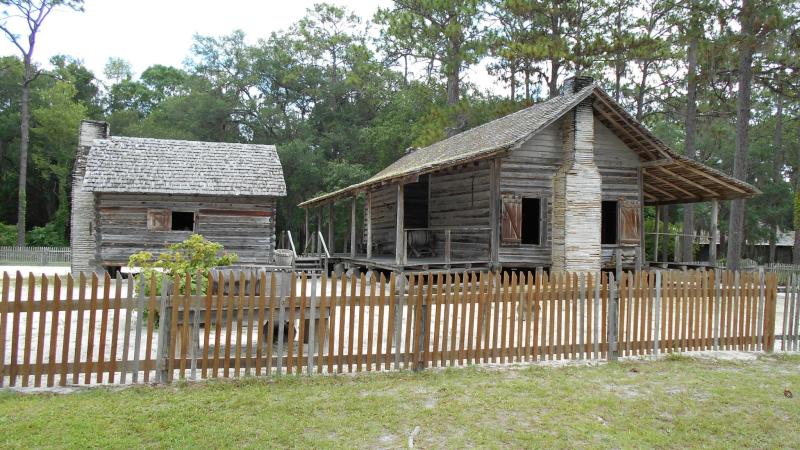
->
[[0, 0, 500, 92]]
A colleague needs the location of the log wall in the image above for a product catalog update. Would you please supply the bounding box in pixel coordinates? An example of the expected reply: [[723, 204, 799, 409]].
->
[[94, 193, 277, 266]]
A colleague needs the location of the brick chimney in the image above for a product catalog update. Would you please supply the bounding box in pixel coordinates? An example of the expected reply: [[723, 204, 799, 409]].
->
[[551, 79, 601, 273], [71, 120, 109, 275]]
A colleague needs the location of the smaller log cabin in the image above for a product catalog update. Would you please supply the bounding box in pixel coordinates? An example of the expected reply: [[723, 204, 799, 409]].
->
[[70, 120, 286, 275], [299, 77, 760, 273]]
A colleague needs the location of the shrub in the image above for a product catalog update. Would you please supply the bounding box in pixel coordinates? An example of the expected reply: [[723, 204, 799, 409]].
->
[[128, 234, 238, 296], [0, 223, 16, 246], [26, 222, 68, 246]]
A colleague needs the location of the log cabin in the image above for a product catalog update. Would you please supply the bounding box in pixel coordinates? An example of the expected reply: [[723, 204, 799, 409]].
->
[[70, 120, 286, 275], [298, 77, 759, 273]]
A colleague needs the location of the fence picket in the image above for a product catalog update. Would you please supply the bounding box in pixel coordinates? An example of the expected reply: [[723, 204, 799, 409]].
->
[[45, 275, 59, 387], [297, 272, 307, 375], [59, 275, 73, 386], [266, 272, 277, 376]]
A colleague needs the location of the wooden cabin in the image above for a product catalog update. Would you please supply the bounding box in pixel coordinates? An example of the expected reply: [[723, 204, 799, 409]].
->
[[70, 120, 286, 275], [299, 77, 759, 273]]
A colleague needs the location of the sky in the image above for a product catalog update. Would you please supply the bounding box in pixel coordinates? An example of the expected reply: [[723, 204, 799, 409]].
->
[[0, 0, 501, 92]]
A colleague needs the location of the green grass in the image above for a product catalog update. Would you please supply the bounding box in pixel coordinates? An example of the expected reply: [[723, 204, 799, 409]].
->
[[1, 355, 799, 448]]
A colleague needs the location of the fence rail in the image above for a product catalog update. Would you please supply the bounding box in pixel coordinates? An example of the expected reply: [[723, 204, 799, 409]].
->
[[0, 268, 781, 387], [0, 246, 71, 265]]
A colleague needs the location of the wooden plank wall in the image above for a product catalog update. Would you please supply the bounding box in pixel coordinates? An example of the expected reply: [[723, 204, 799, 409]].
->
[[365, 186, 397, 256], [0, 269, 781, 386], [498, 115, 643, 268], [95, 193, 276, 265], [428, 161, 492, 260]]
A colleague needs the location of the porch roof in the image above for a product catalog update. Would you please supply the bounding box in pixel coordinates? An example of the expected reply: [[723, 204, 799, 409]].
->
[[299, 83, 758, 208]]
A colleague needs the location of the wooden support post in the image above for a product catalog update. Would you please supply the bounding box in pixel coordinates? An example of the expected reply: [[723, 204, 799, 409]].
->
[[635, 247, 642, 272], [304, 208, 309, 252], [366, 192, 373, 259], [489, 159, 500, 266], [709, 198, 718, 266], [317, 207, 323, 254], [328, 202, 335, 254], [395, 184, 405, 267], [350, 196, 357, 258], [615, 247, 622, 282], [444, 229, 451, 265], [654, 206, 661, 262]]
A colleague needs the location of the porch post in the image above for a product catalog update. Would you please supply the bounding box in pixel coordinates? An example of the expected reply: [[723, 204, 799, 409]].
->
[[366, 191, 373, 259], [350, 195, 357, 258], [328, 202, 334, 254], [489, 158, 500, 265], [709, 198, 719, 266], [395, 184, 405, 267], [317, 206, 323, 253], [654, 206, 661, 262], [304, 208, 309, 252]]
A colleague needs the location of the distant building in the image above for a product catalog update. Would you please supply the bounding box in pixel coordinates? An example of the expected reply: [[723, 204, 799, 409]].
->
[[70, 120, 286, 275]]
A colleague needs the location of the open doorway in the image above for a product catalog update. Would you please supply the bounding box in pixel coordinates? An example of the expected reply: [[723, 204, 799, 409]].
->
[[403, 175, 429, 229]]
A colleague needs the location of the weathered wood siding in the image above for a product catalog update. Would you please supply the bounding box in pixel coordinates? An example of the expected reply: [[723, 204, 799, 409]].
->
[[498, 114, 642, 269], [365, 185, 397, 256], [94, 193, 276, 266], [594, 117, 642, 265], [499, 118, 562, 267], [428, 160, 492, 260]]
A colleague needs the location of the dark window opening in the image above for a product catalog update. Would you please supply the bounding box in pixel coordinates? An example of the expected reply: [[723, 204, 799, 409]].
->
[[521, 198, 541, 245], [404, 175, 429, 229], [601, 201, 618, 245], [171, 211, 195, 231]]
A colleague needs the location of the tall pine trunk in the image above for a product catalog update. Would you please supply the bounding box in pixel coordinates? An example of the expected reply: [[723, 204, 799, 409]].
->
[[16, 57, 31, 246], [682, 31, 698, 262], [726, 0, 754, 270]]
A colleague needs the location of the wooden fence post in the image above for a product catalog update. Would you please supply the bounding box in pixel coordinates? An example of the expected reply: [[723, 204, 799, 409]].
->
[[764, 272, 778, 353], [653, 270, 661, 356], [155, 277, 171, 384], [393, 273, 405, 371], [607, 272, 619, 361]]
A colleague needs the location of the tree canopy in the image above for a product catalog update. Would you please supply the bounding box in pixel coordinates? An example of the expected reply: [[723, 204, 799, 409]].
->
[[0, 0, 797, 263]]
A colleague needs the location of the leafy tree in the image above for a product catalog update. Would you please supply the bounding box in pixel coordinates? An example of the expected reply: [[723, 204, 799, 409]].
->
[[376, 0, 488, 134], [0, 0, 84, 245]]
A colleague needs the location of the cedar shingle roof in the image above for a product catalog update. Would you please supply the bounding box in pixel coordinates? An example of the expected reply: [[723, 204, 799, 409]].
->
[[300, 82, 759, 207], [83, 137, 286, 197]]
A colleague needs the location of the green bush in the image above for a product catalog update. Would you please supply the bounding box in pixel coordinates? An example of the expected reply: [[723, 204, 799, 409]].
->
[[26, 222, 68, 246], [0, 223, 16, 246], [128, 234, 238, 297]]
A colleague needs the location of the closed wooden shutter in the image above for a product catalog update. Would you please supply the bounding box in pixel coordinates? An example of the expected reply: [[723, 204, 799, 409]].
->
[[501, 194, 522, 245], [147, 209, 171, 231], [619, 199, 641, 245]]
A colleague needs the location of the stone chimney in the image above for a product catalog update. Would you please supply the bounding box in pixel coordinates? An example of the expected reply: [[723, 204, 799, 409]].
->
[[551, 80, 601, 273], [71, 120, 109, 275], [560, 76, 595, 95]]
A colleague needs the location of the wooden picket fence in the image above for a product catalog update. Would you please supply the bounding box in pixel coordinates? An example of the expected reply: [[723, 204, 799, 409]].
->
[[0, 246, 71, 265], [0, 269, 780, 387], [781, 274, 800, 351]]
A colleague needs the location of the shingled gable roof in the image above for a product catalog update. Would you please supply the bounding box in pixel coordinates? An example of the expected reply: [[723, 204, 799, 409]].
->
[[299, 82, 759, 207], [83, 137, 286, 197]]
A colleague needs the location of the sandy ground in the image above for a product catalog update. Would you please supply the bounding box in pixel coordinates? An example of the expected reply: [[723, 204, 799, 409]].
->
[[1, 270, 798, 388]]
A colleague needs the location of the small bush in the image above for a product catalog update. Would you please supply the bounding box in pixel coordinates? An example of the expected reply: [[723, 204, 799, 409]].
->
[[26, 222, 67, 246], [0, 223, 16, 246], [128, 234, 238, 297]]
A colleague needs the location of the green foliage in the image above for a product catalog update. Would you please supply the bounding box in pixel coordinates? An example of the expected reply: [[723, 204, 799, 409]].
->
[[0, 223, 16, 246], [794, 191, 800, 231], [25, 222, 67, 246], [128, 234, 238, 296]]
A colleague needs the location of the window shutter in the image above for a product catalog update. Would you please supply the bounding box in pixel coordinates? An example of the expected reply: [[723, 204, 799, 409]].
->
[[501, 194, 522, 245], [147, 209, 171, 231], [619, 199, 641, 245]]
